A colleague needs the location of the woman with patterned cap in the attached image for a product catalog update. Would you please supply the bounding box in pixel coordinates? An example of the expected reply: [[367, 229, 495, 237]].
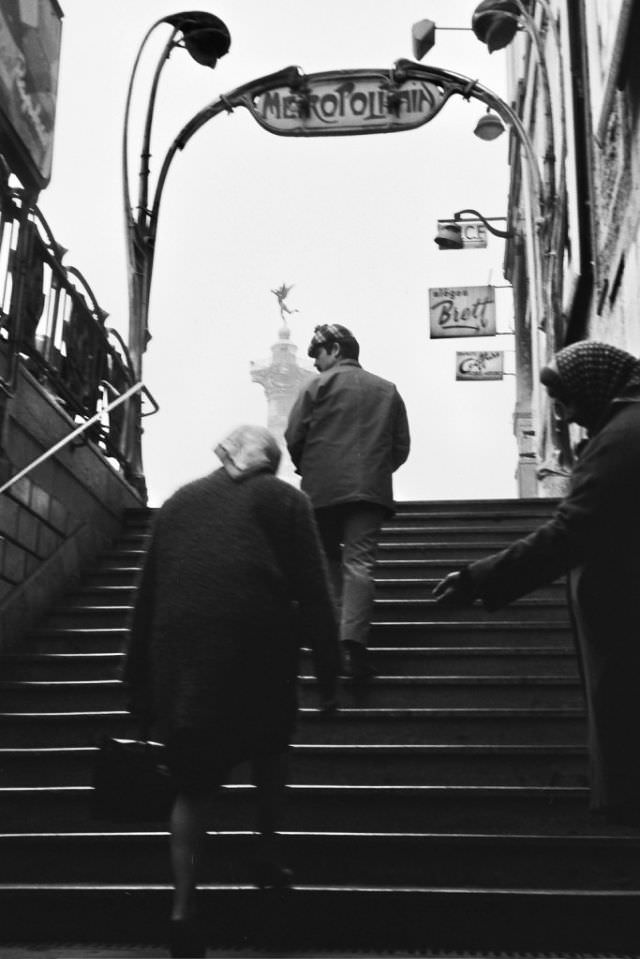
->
[[125, 425, 339, 957], [434, 341, 640, 825]]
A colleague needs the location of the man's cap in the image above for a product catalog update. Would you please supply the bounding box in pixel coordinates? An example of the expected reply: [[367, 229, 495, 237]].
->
[[308, 324, 358, 357]]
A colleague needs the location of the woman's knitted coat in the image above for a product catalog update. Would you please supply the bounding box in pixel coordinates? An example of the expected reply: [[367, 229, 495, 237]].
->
[[125, 468, 339, 759]]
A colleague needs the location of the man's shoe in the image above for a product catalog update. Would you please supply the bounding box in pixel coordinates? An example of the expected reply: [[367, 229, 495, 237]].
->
[[343, 642, 376, 681], [169, 917, 205, 958]]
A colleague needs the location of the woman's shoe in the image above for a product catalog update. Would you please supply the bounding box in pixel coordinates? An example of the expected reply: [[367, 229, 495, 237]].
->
[[255, 860, 294, 889], [169, 916, 206, 957]]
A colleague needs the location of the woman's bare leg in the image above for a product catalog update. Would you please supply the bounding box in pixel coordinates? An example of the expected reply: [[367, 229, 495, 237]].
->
[[169, 792, 210, 920]]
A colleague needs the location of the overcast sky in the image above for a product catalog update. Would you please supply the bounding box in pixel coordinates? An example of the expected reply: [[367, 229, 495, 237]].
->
[[39, 0, 515, 506]]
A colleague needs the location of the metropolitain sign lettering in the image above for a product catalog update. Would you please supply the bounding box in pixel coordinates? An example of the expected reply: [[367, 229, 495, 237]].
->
[[247, 70, 450, 136], [428, 285, 496, 338]]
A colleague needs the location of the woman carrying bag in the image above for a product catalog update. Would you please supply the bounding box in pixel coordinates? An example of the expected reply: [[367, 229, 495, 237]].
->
[[124, 424, 339, 957]]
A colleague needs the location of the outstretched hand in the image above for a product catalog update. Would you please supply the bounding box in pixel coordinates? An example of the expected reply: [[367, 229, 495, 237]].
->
[[432, 571, 473, 607]]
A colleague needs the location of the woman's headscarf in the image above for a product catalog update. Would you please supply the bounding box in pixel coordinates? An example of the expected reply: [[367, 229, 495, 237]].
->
[[540, 341, 640, 433], [214, 425, 281, 480]]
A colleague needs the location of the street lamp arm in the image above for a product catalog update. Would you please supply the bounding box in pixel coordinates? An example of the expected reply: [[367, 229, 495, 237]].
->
[[453, 209, 512, 238], [137, 29, 180, 227], [122, 17, 175, 234], [147, 65, 303, 250], [393, 59, 545, 220]]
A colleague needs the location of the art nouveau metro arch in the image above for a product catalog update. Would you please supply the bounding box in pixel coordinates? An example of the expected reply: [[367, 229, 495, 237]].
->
[[126, 60, 548, 496]]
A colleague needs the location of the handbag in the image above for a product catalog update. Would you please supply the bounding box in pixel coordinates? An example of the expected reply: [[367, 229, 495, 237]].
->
[[92, 737, 176, 822]]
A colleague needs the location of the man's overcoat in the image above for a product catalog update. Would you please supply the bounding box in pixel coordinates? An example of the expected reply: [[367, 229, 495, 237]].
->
[[285, 359, 410, 512]]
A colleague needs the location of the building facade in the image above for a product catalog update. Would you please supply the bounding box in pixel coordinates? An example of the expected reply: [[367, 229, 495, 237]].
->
[[499, 0, 640, 492]]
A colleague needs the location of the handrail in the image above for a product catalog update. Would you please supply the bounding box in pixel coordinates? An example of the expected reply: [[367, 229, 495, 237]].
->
[[0, 381, 151, 496]]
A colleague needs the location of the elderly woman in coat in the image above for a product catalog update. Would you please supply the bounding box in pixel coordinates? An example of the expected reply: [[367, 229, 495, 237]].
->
[[125, 425, 339, 957], [435, 340, 640, 825]]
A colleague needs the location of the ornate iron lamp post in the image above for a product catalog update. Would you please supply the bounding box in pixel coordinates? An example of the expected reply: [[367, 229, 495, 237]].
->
[[122, 11, 231, 497]]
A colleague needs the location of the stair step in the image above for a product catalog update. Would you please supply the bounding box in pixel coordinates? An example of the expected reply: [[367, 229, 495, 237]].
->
[[40, 599, 571, 629], [370, 621, 571, 645], [0, 743, 588, 788], [378, 525, 547, 544], [0, 652, 123, 681], [0, 647, 578, 681], [25, 627, 128, 653], [376, 542, 531, 561], [0, 675, 584, 710], [63, 587, 136, 607], [86, 566, 142, 586], [0, 830, 637, 887], [374, 577, 565, 600], [0, 882, 635, 953], [374, 557, 564, 581], [0, 706, 586, 747], [0, 782, 599, 834], [371, 598, 569, 623], [304, 646, 580, 676], [391, 497, 559, 515]]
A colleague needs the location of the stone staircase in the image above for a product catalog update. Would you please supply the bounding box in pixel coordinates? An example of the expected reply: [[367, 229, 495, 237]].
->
[[0, 500, 639, 954]]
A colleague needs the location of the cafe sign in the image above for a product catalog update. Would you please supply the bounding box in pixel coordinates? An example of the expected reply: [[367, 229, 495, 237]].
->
[[429, 285, 496, 338], [437, 218, 488, 249], [248, 70, 450, 136], [456, 351, 504, 381]]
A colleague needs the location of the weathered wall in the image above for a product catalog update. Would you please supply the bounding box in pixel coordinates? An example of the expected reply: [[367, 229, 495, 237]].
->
[[0, 350, 143, 650]]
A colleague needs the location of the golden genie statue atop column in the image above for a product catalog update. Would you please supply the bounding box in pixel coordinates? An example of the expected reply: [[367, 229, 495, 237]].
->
[[250, 284, 314, 482]]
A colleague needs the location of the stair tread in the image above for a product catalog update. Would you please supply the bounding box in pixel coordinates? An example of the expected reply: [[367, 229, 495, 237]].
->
[[0, 743, 587, 755], [0, 829, 637, 844]]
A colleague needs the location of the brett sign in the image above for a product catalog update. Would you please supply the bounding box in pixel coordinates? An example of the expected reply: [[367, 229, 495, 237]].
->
[[429, 285, 496, 338]]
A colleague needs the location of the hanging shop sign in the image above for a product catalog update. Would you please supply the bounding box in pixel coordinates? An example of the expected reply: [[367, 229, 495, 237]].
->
[[429, 285, 496, 338], [248, 70, 451, 137], [0, 0, 63, 189], [456, 351, 504, 380], [437, 218, 488, 249]]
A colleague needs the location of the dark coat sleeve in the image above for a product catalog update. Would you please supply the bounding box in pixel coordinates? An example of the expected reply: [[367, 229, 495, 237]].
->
[[284, 493, 340, 698], [391, 390, 411, 471], [466, 427, 621, 610], [284, 385, 315, 472]]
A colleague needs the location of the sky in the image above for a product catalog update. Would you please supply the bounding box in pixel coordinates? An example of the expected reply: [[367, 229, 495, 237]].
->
[[39, 1, 516, 506]]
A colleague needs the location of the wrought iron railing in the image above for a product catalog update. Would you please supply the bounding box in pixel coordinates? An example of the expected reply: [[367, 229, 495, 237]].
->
[[0, 161, 156, 486]]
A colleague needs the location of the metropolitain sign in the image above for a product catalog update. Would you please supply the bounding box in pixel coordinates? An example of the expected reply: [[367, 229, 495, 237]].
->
[[247, 70, 450, 136]]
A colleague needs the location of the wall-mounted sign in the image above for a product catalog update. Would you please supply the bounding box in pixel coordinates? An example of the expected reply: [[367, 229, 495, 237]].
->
[[0, 0, 63, 189], [437, 218, 488, 249], [456, 351, 504, 381], [248, 70, 451, 137], [429, 285, 496, 337]]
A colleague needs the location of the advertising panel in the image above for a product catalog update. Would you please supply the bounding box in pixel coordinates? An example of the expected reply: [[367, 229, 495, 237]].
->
[[0, 0, 63, 189], [428, 285, 496, 338], [455, 351, 504, 381]]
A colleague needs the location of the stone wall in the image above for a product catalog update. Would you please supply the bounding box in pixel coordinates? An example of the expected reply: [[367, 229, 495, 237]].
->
[[0, 352, 143, 651]]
